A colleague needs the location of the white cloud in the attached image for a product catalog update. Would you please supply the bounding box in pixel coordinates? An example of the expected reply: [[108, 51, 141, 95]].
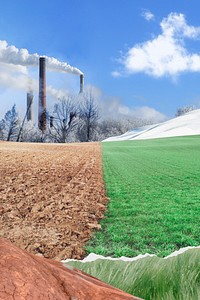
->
[[141, 9, 155, 21], [83, 84, 167, 122], [130, 106, 166, 122], [117, 13, 200, 78], [111, 70, 121, 78], [160, 13, 200, 38]]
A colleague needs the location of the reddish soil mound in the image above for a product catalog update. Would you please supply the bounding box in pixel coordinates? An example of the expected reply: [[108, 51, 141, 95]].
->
[[0, 142, 108, 260], [0, 238, 142, 300]]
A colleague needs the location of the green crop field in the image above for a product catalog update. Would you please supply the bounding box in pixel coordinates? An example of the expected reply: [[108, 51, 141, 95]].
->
[[86, 136, 200, 257], [66, 248, 200, 300]]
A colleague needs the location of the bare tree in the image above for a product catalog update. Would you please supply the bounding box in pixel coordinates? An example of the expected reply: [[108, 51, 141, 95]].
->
[[3, 104, 20, 141], [175, 105, 195, 117], [77, 92, 99, 142], [19, 121, 42, 142], [49, 97, 78, 143], [97, 119, 125, 140], [0, 119, 5, 140], [96, 115, 159, 141], [16, 95, 33, 142]]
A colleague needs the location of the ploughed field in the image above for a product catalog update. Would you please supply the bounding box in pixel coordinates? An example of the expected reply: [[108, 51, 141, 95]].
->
[[0, 141, 108, 260]]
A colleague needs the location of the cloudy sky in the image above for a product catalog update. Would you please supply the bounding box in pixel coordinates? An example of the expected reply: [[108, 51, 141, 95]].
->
[[0, 0, 200, 122]]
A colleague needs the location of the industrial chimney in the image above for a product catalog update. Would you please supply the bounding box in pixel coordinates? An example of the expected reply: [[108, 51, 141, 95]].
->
[[79, 74, 84, 93], [27, 91, 33, 122], [38, 57, 46, 132]]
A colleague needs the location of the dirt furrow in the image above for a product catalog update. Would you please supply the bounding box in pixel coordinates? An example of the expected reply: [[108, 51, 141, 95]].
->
[[0, 141, 108, 260]]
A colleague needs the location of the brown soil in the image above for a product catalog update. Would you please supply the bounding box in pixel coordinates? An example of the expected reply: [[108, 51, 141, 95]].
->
[[0, 237, 141, 300], [0, 141, 108, 260]]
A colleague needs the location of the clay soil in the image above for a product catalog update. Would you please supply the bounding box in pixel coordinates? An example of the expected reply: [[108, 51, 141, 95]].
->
[[0, 141, 108, 260]]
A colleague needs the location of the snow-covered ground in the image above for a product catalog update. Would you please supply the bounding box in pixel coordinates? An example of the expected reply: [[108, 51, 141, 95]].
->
[[103, 109, 200, 142]]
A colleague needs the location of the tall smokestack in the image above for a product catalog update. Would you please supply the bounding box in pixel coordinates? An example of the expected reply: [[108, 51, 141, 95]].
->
[[27, 91, 33, 121], [38, 57, 46, 131], [79, 74, 84, 93]]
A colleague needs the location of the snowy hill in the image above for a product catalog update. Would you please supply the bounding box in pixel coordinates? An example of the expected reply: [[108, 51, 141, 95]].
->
[[103, 109, 200, 142]]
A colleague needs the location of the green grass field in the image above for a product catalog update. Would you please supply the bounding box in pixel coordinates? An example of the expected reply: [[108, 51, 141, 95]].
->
[[66, 248, 200, 300], [86, 136, 200, 257]]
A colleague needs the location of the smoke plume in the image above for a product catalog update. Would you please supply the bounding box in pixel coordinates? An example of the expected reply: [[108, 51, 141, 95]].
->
[[0, 40, 83, 75], [0, 64, 69, 100]]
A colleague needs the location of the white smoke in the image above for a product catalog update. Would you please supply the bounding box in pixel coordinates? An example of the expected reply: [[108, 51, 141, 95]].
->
[[47, 85, 69, 99], [0, 39, 80, 102], [0, 65, 69, 100], [0, 40, 83, 75], [0, 61, 28, 75], [0, 71, 31, 90], [45, 57, 83, 75]]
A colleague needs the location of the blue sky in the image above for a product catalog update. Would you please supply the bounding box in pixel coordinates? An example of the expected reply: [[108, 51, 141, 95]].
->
[[1, 0, 200, 122]]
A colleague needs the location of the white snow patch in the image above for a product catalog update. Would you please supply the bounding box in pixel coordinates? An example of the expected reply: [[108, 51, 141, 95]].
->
[[62, 253, 155, 263], [62, 246, 200, 264], [164, 246, 200, 259], [103, 109, 200, 142]]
